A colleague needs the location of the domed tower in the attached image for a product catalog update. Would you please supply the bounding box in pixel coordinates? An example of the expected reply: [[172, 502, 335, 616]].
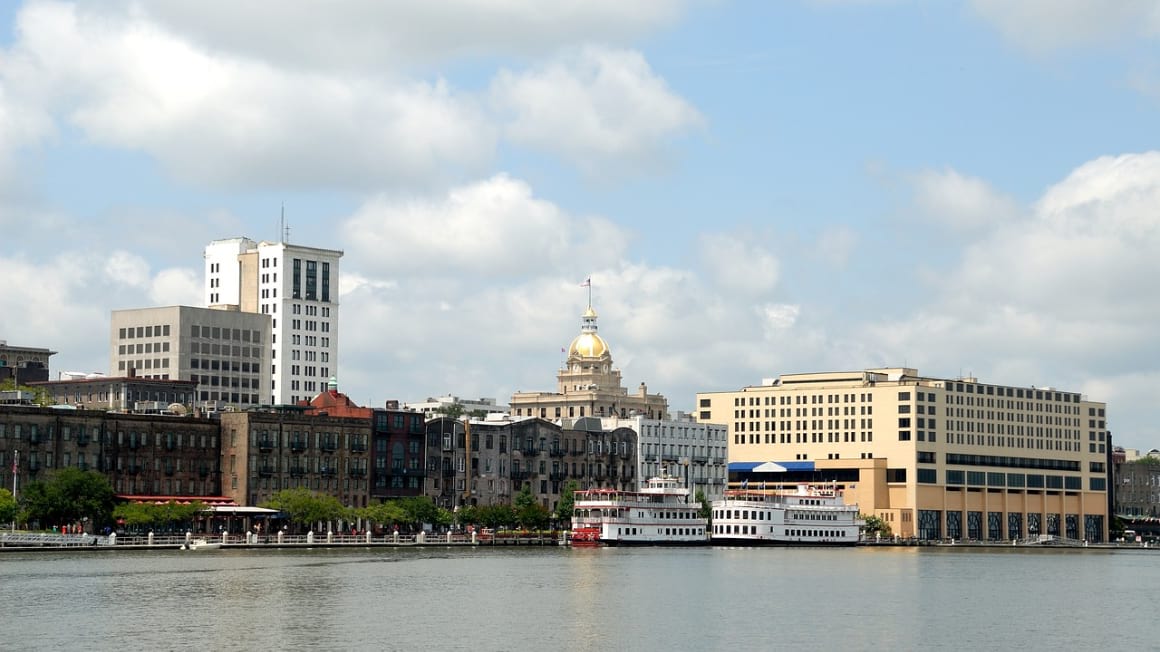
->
[[567, 307, 611, 368], [509, 284, 669, 422]]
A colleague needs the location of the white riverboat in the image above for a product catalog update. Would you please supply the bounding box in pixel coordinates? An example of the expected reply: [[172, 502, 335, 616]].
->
[[571, 474, 708, 546], [181, 538, 222, 551], [711, 485, 863, 546]]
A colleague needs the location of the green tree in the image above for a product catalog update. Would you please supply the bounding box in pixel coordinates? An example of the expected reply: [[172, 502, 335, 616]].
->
[[112, 500, 206, 532], [0, 378, 52, 406], [260, 487, 350, 532], [360, 501, 407, 530], [477, 504, 516, 530], [455, 504, 479, 527], [861, 514, 891, 538], [0, 488, 16, 525], [20, 468, 115, 529], [396, 496, 441, 530], [694, 489, 712, 520], [513, 485, 549, 530], [555, 479, 580, 523], [440, 403, 466, 420]]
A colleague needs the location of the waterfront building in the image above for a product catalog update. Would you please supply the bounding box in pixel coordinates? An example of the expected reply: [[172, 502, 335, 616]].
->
[[219, 407, 370, 508], [510, 303, 669, 421], [0, 404, 221, 498], [0, 340, 55, 385], [109, 305, 271, 410], [1113, 451, 1160, 518], [32, 374, 197, 413], [204, 236, 343, 406], [697, 368, 1110, 542], [403, 395, 508, 419], [424, 415, 639, 515], [602, 413, 729, 502]]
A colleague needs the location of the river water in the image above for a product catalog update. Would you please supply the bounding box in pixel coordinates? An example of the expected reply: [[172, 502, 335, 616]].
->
[[1, 545, 1153, 651]]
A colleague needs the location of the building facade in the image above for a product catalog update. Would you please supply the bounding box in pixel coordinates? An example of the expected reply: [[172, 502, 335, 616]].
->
[[204, 237, 343, 406], [697, 368, 1110, 542], [32, 375, 198, 413], [424, 415, 640, 516], [510, 304, 669, 421], [219, 408, 371, 508], [0, 340, 55, 385], [109, 306, 271, 410], [604, 414, 729, 501], [0, 405, 222, 500], [403, 395, 509, 419]]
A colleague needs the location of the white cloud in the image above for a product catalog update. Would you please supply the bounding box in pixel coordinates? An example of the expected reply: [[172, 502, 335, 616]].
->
[[0, 250, 202, 376], [864, 151, 1160, 417], [116, 0, 688, 72], [491, 45, 702, 174], [909, 167, 1021, 231], [342, 174, 629, 279], [148, 267, 202, 306], [2, 2, 496, 190], [698, 231, 780, 294], [970, 0, 1160, 52]]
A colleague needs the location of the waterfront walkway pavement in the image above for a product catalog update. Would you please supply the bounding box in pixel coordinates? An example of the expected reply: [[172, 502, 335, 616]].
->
[[0, 530, 565, 552]]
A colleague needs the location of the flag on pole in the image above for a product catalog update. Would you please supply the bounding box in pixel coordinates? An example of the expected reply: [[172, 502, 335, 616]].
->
[[579, 276, 591, 287]]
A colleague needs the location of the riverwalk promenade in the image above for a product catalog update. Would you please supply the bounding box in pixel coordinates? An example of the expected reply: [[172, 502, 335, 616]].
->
[[0, 530, 562, 552]]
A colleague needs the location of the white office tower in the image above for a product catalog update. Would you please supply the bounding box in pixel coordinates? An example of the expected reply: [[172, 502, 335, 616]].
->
[[204, 236, 343, 406]]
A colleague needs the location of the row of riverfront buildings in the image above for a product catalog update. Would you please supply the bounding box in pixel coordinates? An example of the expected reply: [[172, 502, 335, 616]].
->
[[0, 233, 1132, 541]]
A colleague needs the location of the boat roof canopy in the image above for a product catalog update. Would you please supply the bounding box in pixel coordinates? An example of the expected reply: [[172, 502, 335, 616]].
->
[[728, 461, 816, 473]]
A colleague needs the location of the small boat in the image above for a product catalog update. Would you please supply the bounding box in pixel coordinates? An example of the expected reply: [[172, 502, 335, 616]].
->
[[711, 484, 863, 546], [571, 472, 708, 546], [181, 538, 222, 551]]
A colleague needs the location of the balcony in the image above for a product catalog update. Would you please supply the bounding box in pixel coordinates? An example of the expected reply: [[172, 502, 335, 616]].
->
[[258, 438, 276, 451], [713, 457, 725, 465], [289, 466, 308, 477], [349, 468, 366, 478], [289, 440, 308, 453], [258, 466, 276, 477], [320, 467, 337, 477], [401, 468, 426, 478], [692, 455, 709, 464], [76, 435, 91, 447], [548, 448, 566, 458], [320, 441, 338, 452], [350, 442, 368, 453], [520, 446, 537, 456], [549, 471, 566, 482], [510, 470, 530, 481]]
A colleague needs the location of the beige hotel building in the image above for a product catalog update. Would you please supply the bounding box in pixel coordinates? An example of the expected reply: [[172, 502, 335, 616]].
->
[[697, 368, 1110, 542]]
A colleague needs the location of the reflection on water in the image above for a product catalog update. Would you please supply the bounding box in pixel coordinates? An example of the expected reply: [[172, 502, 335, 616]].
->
[[1, 546, 1156, 651]]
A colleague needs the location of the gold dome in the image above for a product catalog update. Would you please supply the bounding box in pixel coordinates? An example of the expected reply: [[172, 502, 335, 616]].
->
[[583, 306, 598, 318], [568, 332, 609, 358]]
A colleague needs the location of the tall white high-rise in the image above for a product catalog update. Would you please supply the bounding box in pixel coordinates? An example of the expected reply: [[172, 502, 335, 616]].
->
[[204, 236, 343, 406]]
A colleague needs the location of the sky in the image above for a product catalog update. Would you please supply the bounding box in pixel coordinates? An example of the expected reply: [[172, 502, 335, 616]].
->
[[1, 1, 1159, 449]]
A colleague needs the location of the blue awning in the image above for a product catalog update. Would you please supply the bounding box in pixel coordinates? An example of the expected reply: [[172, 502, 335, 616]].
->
[[728, 461, 815, 473]]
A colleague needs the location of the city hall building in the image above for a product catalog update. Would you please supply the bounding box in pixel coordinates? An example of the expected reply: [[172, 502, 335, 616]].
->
[[697, 368, 1110, 542]]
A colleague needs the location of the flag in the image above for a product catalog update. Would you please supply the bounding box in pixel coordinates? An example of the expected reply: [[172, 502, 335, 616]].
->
[[561, 347, 566, 353], [579, 276, 591, 287]]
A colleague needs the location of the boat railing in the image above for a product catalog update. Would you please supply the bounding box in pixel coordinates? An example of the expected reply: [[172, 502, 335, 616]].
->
[[0, 533, 112, 547]]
